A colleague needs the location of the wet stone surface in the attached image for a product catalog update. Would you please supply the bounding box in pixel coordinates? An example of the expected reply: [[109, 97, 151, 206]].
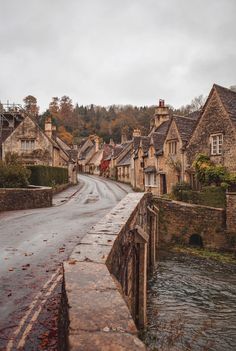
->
[[141, 250, 236, 351]]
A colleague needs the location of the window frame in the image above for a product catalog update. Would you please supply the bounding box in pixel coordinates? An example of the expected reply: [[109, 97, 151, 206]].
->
[[20, 139, 35, 151], [168, 140, 177, 155], [210, 133, 223, 155]]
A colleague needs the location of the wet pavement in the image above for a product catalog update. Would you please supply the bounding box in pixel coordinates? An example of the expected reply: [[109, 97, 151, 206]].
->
[[0, 174, 131, 350], [141, 250, 236, 351]]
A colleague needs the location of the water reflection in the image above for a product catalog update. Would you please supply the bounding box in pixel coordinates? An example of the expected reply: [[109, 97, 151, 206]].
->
[[142, 250, 236, 351]]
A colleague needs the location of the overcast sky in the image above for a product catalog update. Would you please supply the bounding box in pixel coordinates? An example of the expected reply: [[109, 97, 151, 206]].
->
[[0, 0, 235, 112]]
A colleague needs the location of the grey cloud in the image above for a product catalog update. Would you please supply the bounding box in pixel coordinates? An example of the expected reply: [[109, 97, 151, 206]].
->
[[0, 0, 235, 110]]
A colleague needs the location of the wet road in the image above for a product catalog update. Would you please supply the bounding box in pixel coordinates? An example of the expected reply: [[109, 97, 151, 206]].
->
[[142, 250, 236, 351], [0, 174, 131, 350]]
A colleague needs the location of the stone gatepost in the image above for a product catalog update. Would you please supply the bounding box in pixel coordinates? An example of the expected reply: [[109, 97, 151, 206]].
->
[[226, 190, 236, 233]]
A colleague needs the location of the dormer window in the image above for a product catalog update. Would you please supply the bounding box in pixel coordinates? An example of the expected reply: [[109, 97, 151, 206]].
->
[[210, 134, 223, 155], [168, 141, 177, 155]]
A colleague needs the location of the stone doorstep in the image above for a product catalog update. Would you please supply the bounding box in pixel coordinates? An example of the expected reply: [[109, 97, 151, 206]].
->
[[69, 332, 146, 351], [70, 243, 112, 264]]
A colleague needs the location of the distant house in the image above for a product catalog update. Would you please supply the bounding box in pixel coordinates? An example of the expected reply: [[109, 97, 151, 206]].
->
[[77, 135, 100, 173], [87, 149, 103, 175], [110, 141, 132, 182], [186, 84, 236, 187], [116, 147, 132, 184], [2, 115, 77, 184], [100, 143, 114, 178]]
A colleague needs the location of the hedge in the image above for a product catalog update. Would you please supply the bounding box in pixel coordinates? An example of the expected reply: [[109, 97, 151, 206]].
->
[[172, 185, 226, 208], [28, 165, 68, 187]]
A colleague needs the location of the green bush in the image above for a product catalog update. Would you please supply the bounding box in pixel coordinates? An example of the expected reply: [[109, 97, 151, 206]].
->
[[172, 185, 226, 208], [0, 161, 31, 188], [28, 165, 68, 187], [172, 182, 192, 200]]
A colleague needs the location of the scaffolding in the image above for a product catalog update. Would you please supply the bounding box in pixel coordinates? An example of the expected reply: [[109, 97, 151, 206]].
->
[[0, 102, 25, 143]]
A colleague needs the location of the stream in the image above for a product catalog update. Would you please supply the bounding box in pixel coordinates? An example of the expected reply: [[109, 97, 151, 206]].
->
[[141, 250, 236, 351]]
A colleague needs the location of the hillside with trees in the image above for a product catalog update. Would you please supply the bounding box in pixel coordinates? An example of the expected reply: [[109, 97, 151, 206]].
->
[[23, 94, 207, 145]]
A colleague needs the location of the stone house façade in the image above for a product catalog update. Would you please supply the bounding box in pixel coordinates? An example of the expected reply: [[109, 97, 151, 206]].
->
[[2, 115, 78, 184], [186, 84, 236, 187]]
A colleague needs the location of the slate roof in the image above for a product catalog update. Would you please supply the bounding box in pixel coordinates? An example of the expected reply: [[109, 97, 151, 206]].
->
[[102, 144, 114, 161], [117, 149, 132, 166], [151, 133, 166, 155], [173, 115, 199, 143], [141, 136, 150, 155], [112, 141, 131, 159], [153, 119, 171, 134], [133, 136, 141, 151], [88, 149, 103, 166], [79, 144, 94, 160], [214, 84, 236, 124]]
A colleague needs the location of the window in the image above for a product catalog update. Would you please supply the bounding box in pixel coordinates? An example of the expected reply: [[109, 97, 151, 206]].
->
[[210, 134, 223, 155], [145, 173, 157, 186], [21, 139, 35, 151], [168, 141, 177, 155]]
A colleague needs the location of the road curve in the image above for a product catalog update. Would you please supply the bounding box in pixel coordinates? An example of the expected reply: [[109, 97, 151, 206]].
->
[[0, 174, 132, 350]]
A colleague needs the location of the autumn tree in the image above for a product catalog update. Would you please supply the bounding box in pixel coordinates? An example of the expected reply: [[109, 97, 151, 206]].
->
[[58, 126, 73, 145], [49, 97, 60, 119], [23, 95, 39, 118]]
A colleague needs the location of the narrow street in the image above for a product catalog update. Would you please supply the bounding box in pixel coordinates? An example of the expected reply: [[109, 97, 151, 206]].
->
[[0, 174, 132, 350]]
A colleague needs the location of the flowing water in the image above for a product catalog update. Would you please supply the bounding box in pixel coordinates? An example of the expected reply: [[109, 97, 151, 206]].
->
[[141, 250, 236, 351]]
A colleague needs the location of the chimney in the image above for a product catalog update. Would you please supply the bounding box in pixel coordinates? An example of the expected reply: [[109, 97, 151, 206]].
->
[[133, 129, 141, 138], [153, 99, 169, 129], [45, 116, 52, 139], [94, 136, 99, 152], [121, 130, 128, 144]]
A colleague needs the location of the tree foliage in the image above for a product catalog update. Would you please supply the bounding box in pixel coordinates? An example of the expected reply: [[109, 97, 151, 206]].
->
[[23, 95, 39, 119], [0, 153, 31, 188], [193, 154, 227, 186]]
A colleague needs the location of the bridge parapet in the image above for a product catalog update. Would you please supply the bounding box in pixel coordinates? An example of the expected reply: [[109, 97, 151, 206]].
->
[[61, 192, 157, 351]]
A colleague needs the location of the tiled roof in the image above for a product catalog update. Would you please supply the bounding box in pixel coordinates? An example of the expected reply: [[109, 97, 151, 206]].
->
[[141, 136, 150, 155], [79, 145, 94, 160], [117, 149, 132, 166], [133, 136, 141, 151], [214, 84, 236, 124], [112, 141, 131, 159], [102, 144, 113, 161], [152, 133, 166, 154], [153, 120, 171, 134], [88, 149, 103, 165], [173, 115, 199, 142]]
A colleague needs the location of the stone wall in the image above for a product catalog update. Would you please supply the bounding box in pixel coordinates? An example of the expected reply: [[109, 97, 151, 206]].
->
[[154, 197, 227, 249], [62, 192, 158, 351], [226, 191, 236, 233], [0, 186, 52, 211]]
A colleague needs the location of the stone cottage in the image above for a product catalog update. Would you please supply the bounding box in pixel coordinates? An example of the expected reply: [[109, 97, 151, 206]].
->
[[2, 115, 77, 184], [186, 84, 236, 187]]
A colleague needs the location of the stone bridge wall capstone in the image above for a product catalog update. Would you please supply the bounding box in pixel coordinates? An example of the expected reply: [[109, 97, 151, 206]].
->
[[62, 192, 157, 351]]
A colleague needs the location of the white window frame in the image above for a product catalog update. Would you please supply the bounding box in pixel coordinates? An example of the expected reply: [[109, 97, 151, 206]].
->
[[210, 133, 223, 155], [145, 173, 157, 186], [168, 141, 177, 155], [21, 139, 35, 151]]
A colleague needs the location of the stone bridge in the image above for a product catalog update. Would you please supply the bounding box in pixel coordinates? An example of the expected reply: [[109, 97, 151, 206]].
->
[[60, 191, 236, 350]]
